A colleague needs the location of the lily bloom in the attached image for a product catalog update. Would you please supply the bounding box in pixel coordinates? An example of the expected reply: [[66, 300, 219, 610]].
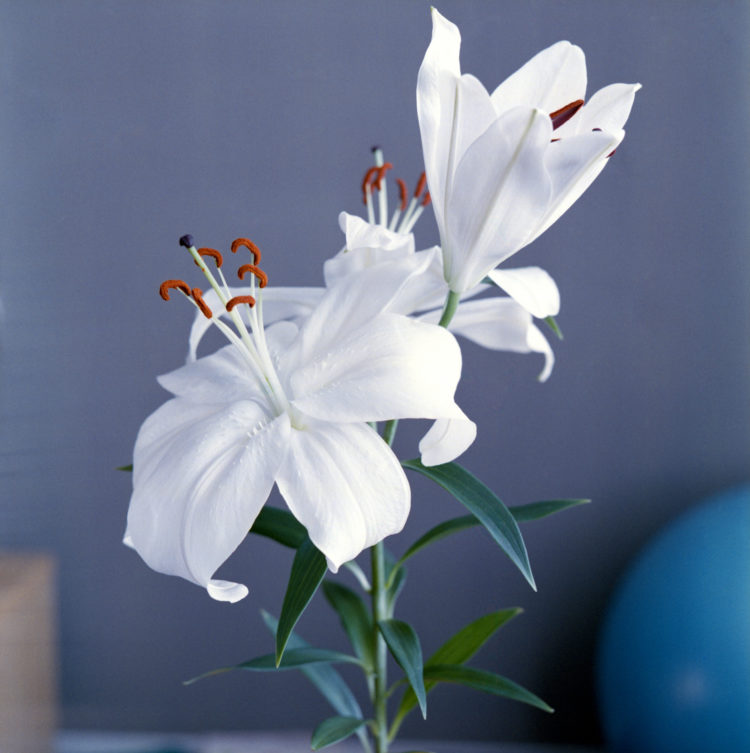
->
[[124, 237, 468, 602], [417, 8, 640, 295]]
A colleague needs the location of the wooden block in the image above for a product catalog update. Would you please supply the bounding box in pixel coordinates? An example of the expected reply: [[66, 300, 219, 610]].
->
[[0, 555, 57, 753]]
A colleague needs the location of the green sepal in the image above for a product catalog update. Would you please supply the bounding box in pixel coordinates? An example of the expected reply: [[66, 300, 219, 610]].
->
[[183, 647, 362, 684], [249, 506, 307, 548], [378, 618, 427, 719], [276, 537, 327, 664], [510, 498, 590, 522], [423, 664, 553, 713], [402, 459, 535, 590], [544, 315, 563, 340], [260, 611, 366, 730], [391, 607, 521, 735], [322, 581, 375, 670], [311, 716, 367, 750]]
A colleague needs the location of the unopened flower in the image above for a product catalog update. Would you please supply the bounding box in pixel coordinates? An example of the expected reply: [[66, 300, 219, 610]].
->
[[417, 8, 640, 295], [125, 236, 468, 602]]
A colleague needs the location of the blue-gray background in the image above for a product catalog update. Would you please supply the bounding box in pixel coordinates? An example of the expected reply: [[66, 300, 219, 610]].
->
[[1, 0, 748, 744]]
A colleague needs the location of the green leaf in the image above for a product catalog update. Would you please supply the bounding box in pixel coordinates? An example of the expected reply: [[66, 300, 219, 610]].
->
[[249, 506, 307, 548], [423, 664, 553, 713], [402, 459, 535, 590], [398, 515, 478, 566], [260, 611, 365, 724], [116, 464, 133, 472], [322, 581, 374, 670], [544, 315, 563, 340], [378, 618, 427, 719], [276, 538, 327, 664], [510, 498, 590, 522], [311, 716, 367, 750], [392, 608, 522, 734], [183, 647, 361, 684], [386, 562, 407, 614]]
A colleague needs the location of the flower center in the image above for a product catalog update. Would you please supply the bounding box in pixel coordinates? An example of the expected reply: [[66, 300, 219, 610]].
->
[[360, 148, 431, 234], [160, 235, 292, 418]]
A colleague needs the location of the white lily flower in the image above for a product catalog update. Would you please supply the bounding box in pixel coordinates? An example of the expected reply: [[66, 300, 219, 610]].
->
[[417, 8, 640, 294], [124, 236, 467, 602]]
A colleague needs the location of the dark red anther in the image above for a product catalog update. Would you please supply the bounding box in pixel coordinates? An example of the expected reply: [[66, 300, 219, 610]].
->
[[196, 247, 223, 268], [231, 238, 262, 265], [420, 191, 431, 207], [361, 166, 379, 204], [237, 264, 268, 288], [159, 279, 191, 301], [191, 288, 213, 319], [226, 295, 256, 311], [550, 99, 584, 130], [374, 162, 393, 190], [414, 172, 427, 198], [396, 178, 408, 211]]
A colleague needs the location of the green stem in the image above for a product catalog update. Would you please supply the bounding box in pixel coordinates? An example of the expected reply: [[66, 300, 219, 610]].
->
[[438, 289, 460, 328], [371, 541, 389, 753], [382, 419, 399, 447]]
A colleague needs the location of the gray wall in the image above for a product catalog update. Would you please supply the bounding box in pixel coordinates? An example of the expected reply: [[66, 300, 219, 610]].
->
[[1, 0, 748, 744]]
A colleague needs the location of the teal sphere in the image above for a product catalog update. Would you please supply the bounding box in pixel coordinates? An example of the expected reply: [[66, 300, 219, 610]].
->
[[597, 485, 750, 753]]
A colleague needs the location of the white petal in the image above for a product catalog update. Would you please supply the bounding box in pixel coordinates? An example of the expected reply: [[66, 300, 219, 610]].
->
[[526, 323, 555, 382], [125, 398, 292, 601], [445, 106, 553, 291], [276, 422, 410, 570], [419, 412, 477, 467], [487, 267, 560, 318], [576, 82, 641, 134], [387, 246, 448, 314], [528, 129, 622, 243], [290, 313, 463, 423], [417, 7, 462, 236], [490, 41, 587, 114], [187, 286, 323, 362], [292, 254, 432, 365]]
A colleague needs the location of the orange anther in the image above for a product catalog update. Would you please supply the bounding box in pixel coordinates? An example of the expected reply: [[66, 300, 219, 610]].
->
[[396, 178, 408, 211], [420, 190, 431, 207], [159, 279, 191, 301], [191, 288, 213, 319], [196, 247, 223, 267], [361, 166, 380, 204], [231, 238, 261, 265], [373, 162, 393, 190], [226, 295, 256, 311], [414, 172, 427, 198], [550, 99, 584, 130], [237, 264, 268, 288]]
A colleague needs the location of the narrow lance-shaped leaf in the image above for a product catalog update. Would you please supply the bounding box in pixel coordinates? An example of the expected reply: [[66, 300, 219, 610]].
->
[[249, 505, 307, 548], [322, 581, 375, 669], [260, 611, 366, 729], [402, 459, 535, 590], [276, 537, 327, 664], [391, 608, 522, 735], [423, 664, 553, 713], [379, 618, 427, 719], [510, 498, 590, 522], [311, 716, 367, 751]]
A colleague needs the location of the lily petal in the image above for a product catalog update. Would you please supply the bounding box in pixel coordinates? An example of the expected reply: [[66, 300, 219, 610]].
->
[[276, 421, 410, 570], [290, 313, 463, 424], [490, 41, 586, 115], [575, 82, 642, 135], [487, 266, 560, 318], [419, 411, 477, 467], [125, 399, 292, 601], [445, 106, 553, 291]]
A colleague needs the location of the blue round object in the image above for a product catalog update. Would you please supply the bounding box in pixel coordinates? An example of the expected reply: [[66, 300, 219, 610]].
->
[[597, 484, 750, 753]]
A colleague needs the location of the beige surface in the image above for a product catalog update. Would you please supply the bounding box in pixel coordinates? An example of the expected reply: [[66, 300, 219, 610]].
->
[[0, 554, 57, 753]]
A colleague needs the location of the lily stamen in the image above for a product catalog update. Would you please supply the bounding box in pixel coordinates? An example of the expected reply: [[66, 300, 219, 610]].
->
[[237, 264, 268, 288], [196, 248, 224, 268], [549, 99, 584, 130], [226, 295, 257, 312], [191, 288, 213, 319], [231, 238, 262, 265], [159, 279, 191, 301]]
